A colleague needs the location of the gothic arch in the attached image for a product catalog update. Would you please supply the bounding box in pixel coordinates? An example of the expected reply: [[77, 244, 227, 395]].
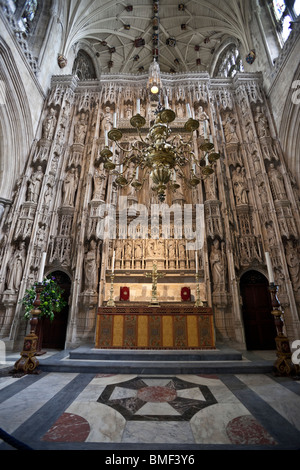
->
[[210, 37, 241, 77], [0, 37, 33, 201], [72, 47, 98, 80], [240, 270, 276, 350], [41, 270, 71, 349]]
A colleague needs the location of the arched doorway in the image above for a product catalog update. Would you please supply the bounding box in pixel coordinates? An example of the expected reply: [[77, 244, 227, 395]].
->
[[240, 270, 276, 350], [42, 271, 71, 349]]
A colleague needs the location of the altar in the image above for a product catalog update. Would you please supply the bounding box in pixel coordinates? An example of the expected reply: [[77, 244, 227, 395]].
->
[[95, 304, 215, 349]]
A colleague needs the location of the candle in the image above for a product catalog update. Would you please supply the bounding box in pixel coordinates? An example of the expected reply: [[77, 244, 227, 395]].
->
[[136, 99, 140, 114], [204, 120, 208, 139], [113, 112, 117, 128], [112, 250, 115, 273], [195, 252, 198, 273], [165, 95, 169, 109], [186, 103, 192, 118], [265, 252, 275, 284], [38, 252, 47, 283], [136, 166, 139, 178], [105, 130, 108, 147]]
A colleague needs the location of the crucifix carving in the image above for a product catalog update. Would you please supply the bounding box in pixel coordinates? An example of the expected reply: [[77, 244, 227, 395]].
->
[[145, 262, 165, 306]]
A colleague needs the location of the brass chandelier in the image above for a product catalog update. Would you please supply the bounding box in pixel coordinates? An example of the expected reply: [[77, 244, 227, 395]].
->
[[99, 0, 220, 202], [100, 104, 220, 202]]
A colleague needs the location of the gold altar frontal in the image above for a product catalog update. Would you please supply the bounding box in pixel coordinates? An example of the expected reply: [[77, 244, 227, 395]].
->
[[95, 305, 215, 349]]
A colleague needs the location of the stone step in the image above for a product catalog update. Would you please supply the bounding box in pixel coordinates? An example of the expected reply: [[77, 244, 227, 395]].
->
[[68, 346, 243, 362], [38, 346, 275, 375]]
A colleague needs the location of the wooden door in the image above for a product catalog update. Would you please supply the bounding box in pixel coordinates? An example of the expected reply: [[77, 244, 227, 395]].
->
[[240, 270, 276, 350], [42, 271, 71, 349]]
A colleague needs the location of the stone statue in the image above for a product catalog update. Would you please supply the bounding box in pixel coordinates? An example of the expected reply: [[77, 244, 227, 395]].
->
[[26, 166, 44, 203], [135, 240, 143, 259], [101, 107, 112, 135], [168, 240, 176, 259], [223, 114, 239, 144], [125, 240, 132, 258], [210, 238, 226, 292], [84, 240, 97, 292], [254, 106, 270, 139], [92, 168, 106, 200], [42, 108, 57, 140], [232, 166, 248, 205], [74, 112, 88, 144], [62, 167, 79, 206], [6, 242, 26, 291], [204, 172, 217, 200], [268, 163, 287, 200], [197, 106, 210, 137], [285, 240, 300, 292]]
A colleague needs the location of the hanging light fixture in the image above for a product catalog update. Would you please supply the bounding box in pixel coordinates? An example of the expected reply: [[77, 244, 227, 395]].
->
[[148, 1, 161, 95], [148, 59, 161, 95], [99, 0, 221, 202]]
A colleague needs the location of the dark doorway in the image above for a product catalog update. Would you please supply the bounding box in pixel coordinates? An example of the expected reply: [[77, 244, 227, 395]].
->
[[240, 270, 276, 350], [42, 271, 71, 349]]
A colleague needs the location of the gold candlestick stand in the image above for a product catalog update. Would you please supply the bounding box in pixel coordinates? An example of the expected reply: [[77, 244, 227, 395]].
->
[[194, 272, 203, 307], [12, 283, 43, 375], [269, 283, 299, 378], [106, 273, 116, 307]]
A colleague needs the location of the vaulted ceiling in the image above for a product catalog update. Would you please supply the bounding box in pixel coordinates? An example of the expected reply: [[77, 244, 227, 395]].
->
[[59, 0, 253, 75]]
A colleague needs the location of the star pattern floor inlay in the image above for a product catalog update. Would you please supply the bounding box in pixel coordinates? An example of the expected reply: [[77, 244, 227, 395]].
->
[[97, 376, 217, 421]]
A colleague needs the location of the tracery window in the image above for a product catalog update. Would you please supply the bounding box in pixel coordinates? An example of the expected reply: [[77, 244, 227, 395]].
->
[[3, 0, 39, 33], [214, 45, 244, 78], [72, 50, 97, 80], [20, 0, 38, 32], [271, 0, 300, 43]]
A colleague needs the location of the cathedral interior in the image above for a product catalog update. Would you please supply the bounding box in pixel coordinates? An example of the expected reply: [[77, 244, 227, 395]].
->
[[1, 0, 300, 453], [0, 0, 299, 355]]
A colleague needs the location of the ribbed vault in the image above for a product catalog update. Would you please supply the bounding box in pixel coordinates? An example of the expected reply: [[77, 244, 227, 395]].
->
[[57, 0, 253, 75]]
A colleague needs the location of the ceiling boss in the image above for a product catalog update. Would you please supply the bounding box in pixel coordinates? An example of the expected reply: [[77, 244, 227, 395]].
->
[[99, 0, 221, 202]]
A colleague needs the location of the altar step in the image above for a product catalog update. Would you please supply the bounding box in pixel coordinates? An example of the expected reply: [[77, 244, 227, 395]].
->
[[38, 346, 275, 375]]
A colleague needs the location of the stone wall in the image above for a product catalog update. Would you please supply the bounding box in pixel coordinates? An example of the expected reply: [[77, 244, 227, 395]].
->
[[0, 72, 299, 350]]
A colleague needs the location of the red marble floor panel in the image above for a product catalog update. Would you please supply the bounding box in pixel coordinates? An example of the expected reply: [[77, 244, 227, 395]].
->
[[226, 415, 277, 445], [137, 385, 177, 403], [42, 412, 90, 442]]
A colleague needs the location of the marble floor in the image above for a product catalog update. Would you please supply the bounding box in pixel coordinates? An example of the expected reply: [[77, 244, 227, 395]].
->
[[0, 350, 300, 452]]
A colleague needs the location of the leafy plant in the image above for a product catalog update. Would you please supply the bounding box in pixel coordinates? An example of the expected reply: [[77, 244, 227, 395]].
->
[[19, 276, 66, 322]]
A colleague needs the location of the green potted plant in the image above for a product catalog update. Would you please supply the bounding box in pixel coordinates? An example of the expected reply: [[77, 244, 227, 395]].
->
[[20, 276, 66, 322]]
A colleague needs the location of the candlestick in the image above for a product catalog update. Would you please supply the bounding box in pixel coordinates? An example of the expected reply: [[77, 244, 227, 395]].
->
[[112, 250, 115, 273], [38, 252, 46, 283], [265, 252, 275, 284], [106, 273, 116, 307], [269, 284, 300, 377], [204, 120, 208, 139], [194, 271, 203, 307]]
